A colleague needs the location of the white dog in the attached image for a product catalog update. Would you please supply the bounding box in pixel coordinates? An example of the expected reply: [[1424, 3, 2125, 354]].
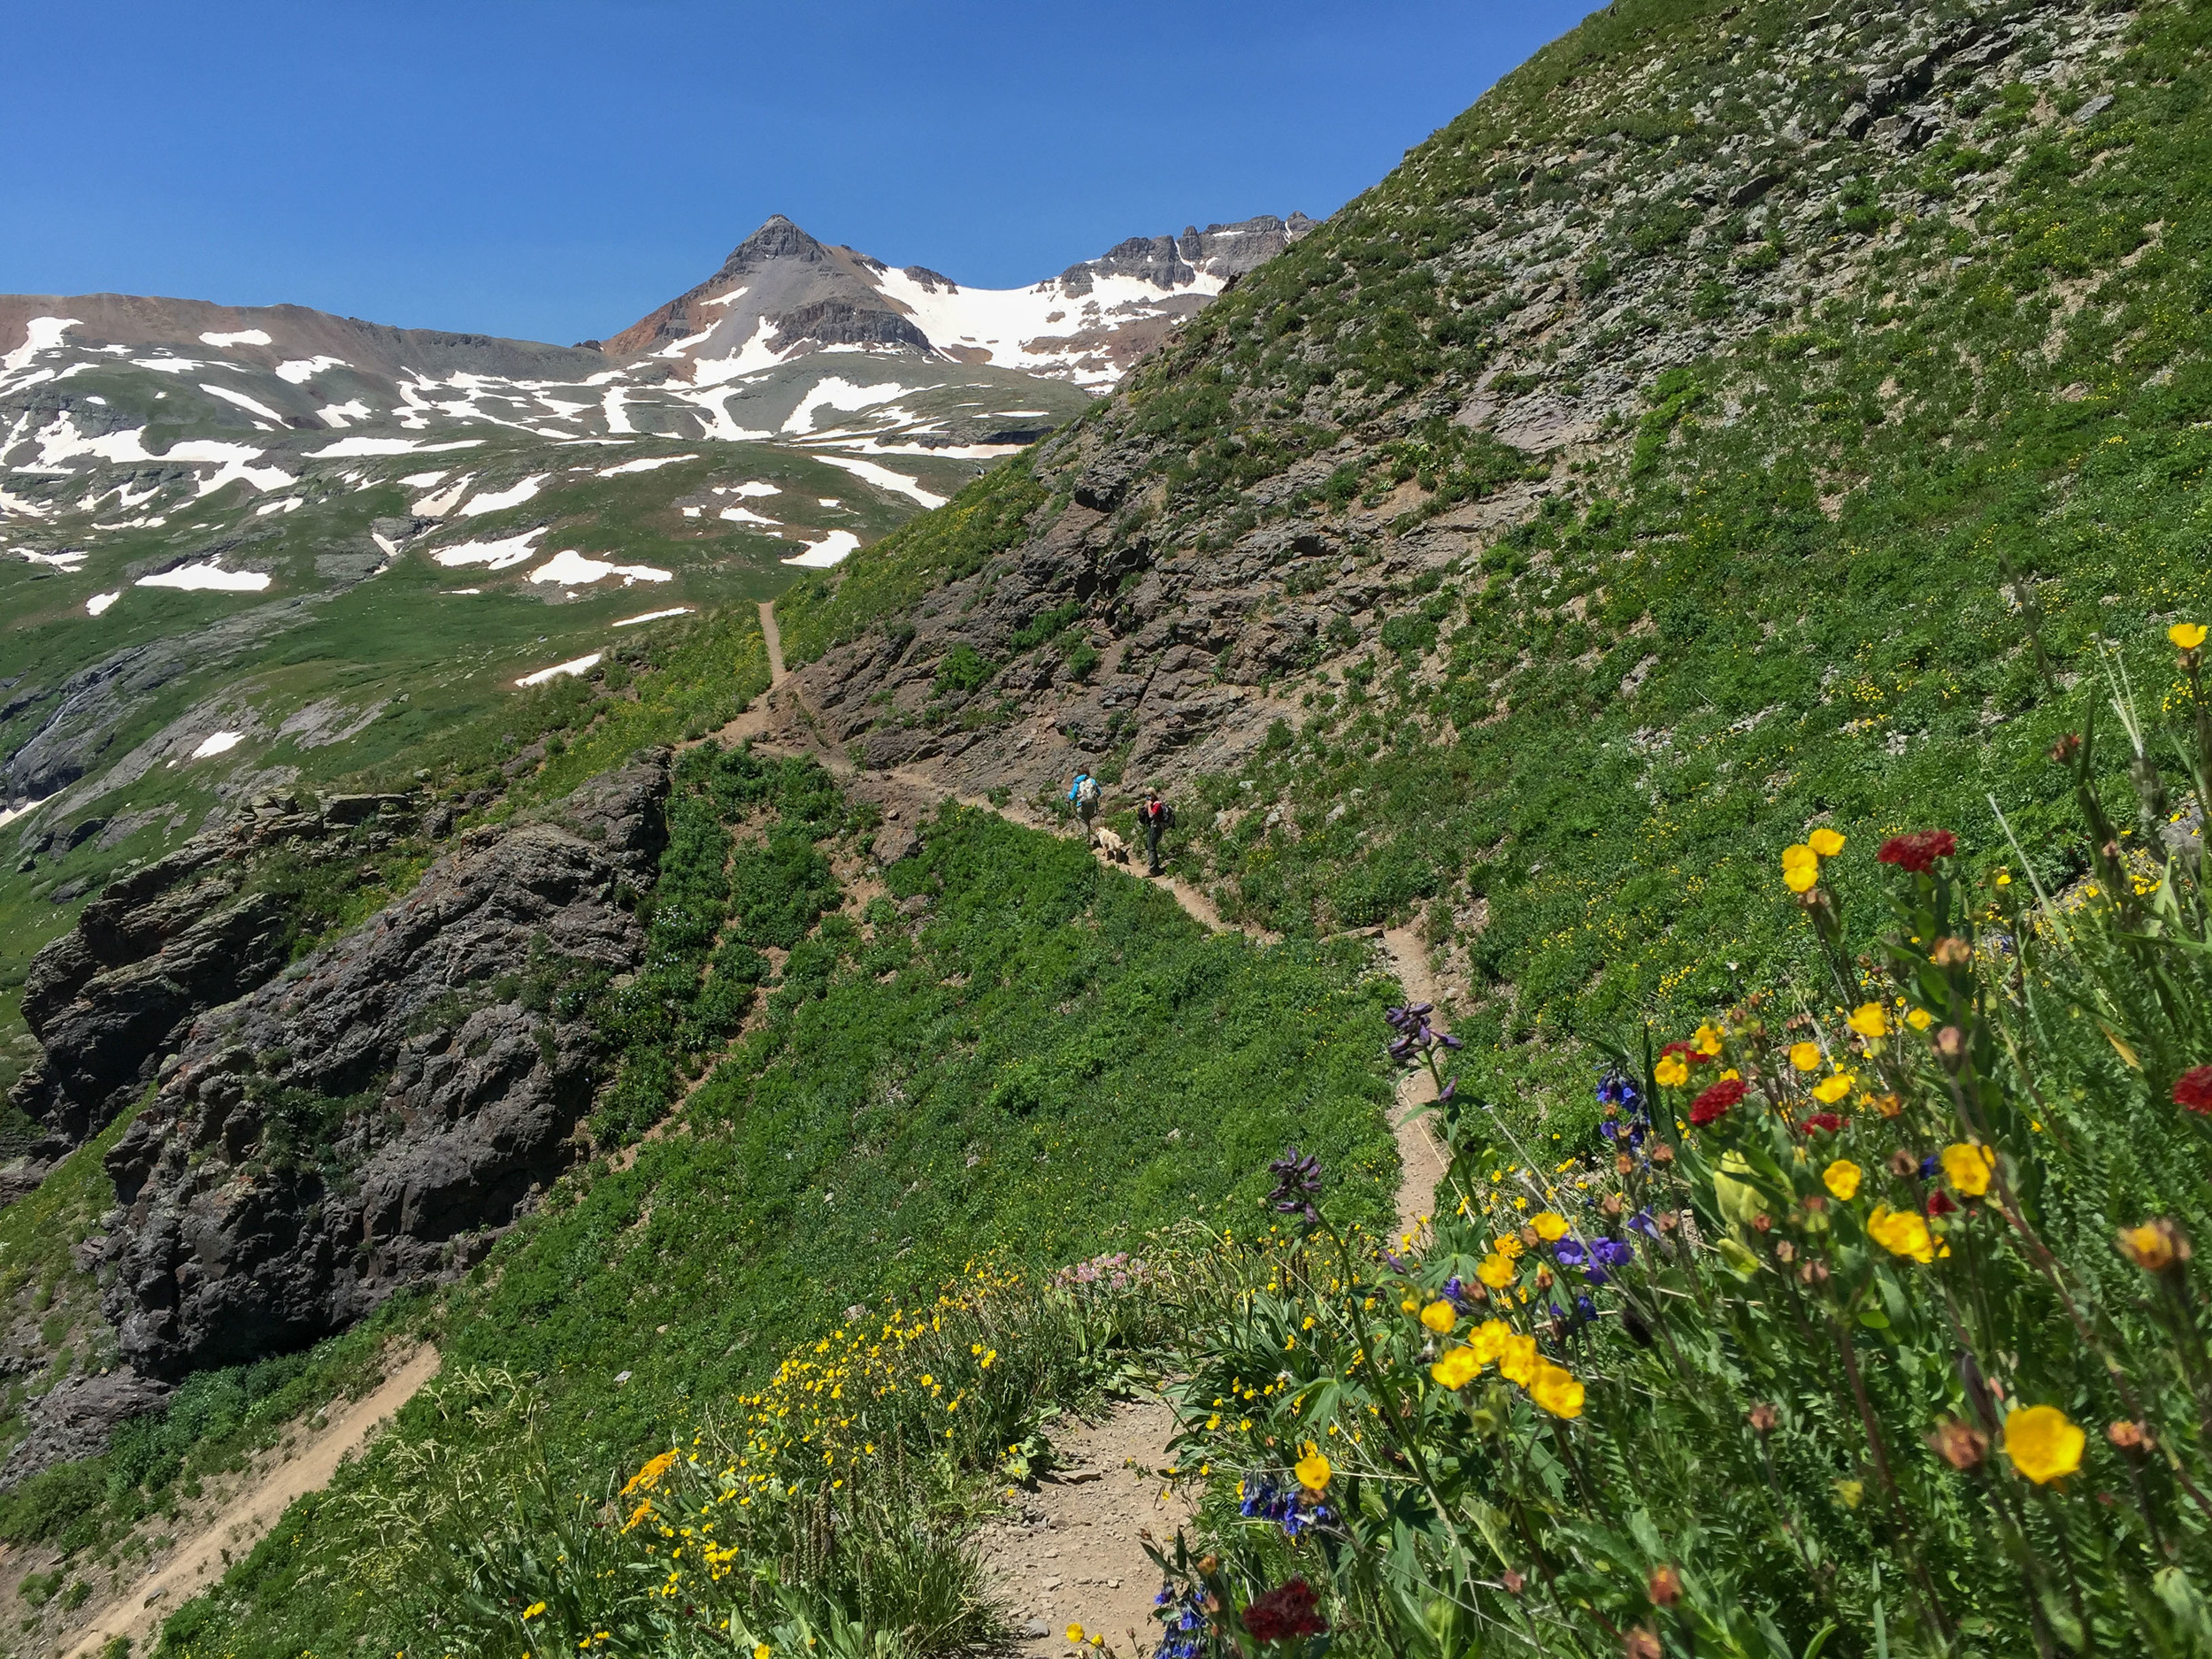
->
[[1094, 826, 1131, 864]]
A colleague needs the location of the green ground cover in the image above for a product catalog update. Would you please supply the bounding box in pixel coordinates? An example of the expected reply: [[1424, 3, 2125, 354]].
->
[[141, 760, 1397, 1656]]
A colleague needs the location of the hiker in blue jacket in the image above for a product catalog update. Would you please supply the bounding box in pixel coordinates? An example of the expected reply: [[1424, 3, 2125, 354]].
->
[[1069, 771, 1101, 845]]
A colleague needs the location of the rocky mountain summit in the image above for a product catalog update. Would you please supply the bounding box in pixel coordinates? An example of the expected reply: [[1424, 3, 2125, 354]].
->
[[604, 211, 1317, 388]]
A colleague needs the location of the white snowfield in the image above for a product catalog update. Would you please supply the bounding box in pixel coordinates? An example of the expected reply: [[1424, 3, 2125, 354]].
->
[[200, 383, 288, 423], [613, 606, 691, 626], [597, 454, 697, 477], [780, 528, 861, 568], [458, 474, 547, 516], [276, 356, 349, 383], [137, 559, 271, 593], [310, 436, 481, 458], [781, 377, 903, 434], [810, 454, 945, 509], [189, 730, 245, 758], [200, 329, 273, 348], [526, 549, 672, 587], [517, 652, 603, 687], [872, 265, 1221, 384], [19, 549, 87, 571], [718, 505, 776, 526], [432, 527, 546, 571], [86, 590, 119, 615]]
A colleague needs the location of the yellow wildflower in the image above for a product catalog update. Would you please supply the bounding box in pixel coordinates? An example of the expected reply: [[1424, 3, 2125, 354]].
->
[[1847, 1002, 1888, 1040], [1532, 1210, 1570, 1242], [1431, 1346, 1485, 1389], [1399, 1295, 1420, 1315], [1940, 1142, 1996, 1198], [1527, 1360, 1586, 1418], [2004, 1405, 2085, 1485], [1694, 1023, 1724, 1056], [2171, 622, 2208, 650], [1782, 844, 1820, 893], [1294, 1450, 1332, 1491], [1823, 1159, 1863, 1201], [1420, 1301, 1457, 1335], [1907, 1009, 1933, 1031], [1811, 1072, 1855, 1105], [1655, 1055, 1690, 1087], [1467, 1320, 1512, 1364], [1476, 1253, 1517, 1290], [756, 1647, 772, 1659], [1809, 827, 1847, 857], [1789, 1041, 1823, 1071], [1066, 1626, 1086, 1646], [524, 1603, 547, 1621], [1867, 1204, 1936, 1264], [1498, 1333, 1540, 1386]]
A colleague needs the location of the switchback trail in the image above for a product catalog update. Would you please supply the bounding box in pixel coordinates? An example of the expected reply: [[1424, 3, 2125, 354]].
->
[[757, 599, 787, 686], [734, 603, 1455, 1659]]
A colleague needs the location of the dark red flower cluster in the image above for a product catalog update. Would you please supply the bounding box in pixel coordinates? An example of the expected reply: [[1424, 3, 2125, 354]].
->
[[1928, 1189, 1958, 1218], [1799, 1112, 1848, 1136], [2175, 1065, 2212, 1116], [1878, 830, 1958, 874], [1659, 1040, 1701, 1061], [1690, 1078, 1747, 1126], [1242, 1578, 1328, 1644]]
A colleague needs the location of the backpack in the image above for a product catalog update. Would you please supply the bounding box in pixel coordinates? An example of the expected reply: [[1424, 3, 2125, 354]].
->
[[1076, 776, 1100, 809]]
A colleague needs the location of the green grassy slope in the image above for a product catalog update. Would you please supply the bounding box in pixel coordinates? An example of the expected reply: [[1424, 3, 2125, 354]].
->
[[133, 761, 1395, 1655], [781, 0, 2212, 1138]]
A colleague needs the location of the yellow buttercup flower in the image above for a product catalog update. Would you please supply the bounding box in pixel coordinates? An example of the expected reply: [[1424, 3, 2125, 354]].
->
[[1476, 1253, 1517, 1290], [1655, 1055, 1690, 1087], [756, 1647, 772, 1659], [1420, 1300, 1457, 1335], [1527, 1360, 1586, 1418], [1294, 1450, 1332, 1491], [1868, 1204, 1936, 1264], [1847, 1002, 1888, 1040], [1823, 1159, 1863, 1201], [1498, 1333, 1540, 1386], [1400, 1296, 1420, 1315], [1532, 1210, 1570, 1242], [1467, 1320, 1512, 1364], [1789, 1041, 1823, 1072], [1940, 1142, 1996, 1197], [2004, 1405, 2085, 1485], [1431, 1346, 1484, 1389], [524, 1603, 547, 1621], [1907, 1009, 1933, 1031], [1694, 1023, 1724, 1056], [1811, 1072, 1855, 1105], [1782, 844, 1820, 893], [2171, 621, 2208, 651], [1809, 827, 1847, 857], [1066, 1625, 1086, 1646]]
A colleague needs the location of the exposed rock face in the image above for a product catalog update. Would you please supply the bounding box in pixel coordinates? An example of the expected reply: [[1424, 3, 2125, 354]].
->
[[100, 756, 669, 1379], [0, 1370, 171, 1488], [11, 792, 418, 1156]]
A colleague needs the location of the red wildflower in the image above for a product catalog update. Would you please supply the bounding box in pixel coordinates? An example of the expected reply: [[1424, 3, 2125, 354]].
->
[[1927, 1189, 1958, 1217], [1878, 830, 1957, 874], [2175, 1066, 2212, 1116], [1799, 1112, 1847, 1136], [1690, 1078, 1747, 1126], [1659, 1040, 1699, 1060], [1242, 1579, 1329, 1644]]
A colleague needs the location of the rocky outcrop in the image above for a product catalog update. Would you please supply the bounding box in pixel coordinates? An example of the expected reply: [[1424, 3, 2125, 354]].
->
[[98, 755, 668, 1379], [10, 791, 419, 1157], [0, 1370, 170, 1488]]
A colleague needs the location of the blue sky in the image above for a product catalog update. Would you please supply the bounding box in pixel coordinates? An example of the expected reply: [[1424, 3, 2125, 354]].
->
[[4, 1, 1592, 345]]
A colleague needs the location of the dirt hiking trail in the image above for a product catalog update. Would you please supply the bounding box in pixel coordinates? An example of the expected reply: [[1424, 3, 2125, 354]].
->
[[718, 610, 1455, 1657], [60, 1345, 440, 1659]]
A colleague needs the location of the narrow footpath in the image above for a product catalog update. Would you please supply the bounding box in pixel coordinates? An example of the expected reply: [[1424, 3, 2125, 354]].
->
[[727, 603, 1458, 1658], [61, 1346, 441, 1659]]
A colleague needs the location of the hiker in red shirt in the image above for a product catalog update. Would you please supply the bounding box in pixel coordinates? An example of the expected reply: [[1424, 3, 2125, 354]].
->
[[1137, 789, 1173, 877]]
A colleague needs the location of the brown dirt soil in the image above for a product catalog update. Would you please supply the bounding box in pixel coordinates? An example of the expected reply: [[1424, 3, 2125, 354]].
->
[[47, 1345, 439, 1659], [972, 1397, 1194, 1659]]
